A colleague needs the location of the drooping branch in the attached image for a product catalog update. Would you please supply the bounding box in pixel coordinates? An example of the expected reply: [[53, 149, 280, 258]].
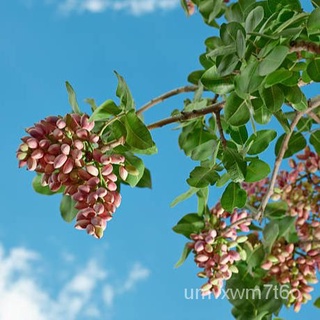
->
[[258, 95, 320, 219], [146, 101, 225, 130], [136, 85, 199, 116]]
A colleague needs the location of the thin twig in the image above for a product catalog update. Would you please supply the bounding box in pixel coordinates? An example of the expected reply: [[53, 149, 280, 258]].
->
[[214, 109, 227, 148], [221, 216, 253, 236], [309, 111, 320, 124], [257, 96, 320, 220], [146, 101, 225, 130], [136, 85, 199, 116]]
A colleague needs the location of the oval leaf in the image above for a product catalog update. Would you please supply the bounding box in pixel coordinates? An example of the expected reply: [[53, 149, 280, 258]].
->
[[258, 46, 289, 76], [221, 182, 247, 212], [60, 195, 78, 223], [245, 159, 270, 182]]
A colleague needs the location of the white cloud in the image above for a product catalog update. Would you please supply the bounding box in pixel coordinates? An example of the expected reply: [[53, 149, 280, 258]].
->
[[121, 262, 151, 292], [56, 0, 180, 16], [0, 243, 150, 320]]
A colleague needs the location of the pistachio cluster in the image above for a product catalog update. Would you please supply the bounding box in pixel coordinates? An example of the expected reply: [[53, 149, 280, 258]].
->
[[189, 203, 250, 298], [17, 113, 127, 238]]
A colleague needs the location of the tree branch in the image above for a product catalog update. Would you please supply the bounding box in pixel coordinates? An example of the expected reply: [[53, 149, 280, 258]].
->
[[214, 109, 227, 148], [146, 101, 225, 130], [136, 85, 199, 116], [257, 96, 320, 220]]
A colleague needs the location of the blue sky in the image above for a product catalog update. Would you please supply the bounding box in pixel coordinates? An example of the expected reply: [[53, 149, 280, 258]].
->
[[0, 0, 319, 319]]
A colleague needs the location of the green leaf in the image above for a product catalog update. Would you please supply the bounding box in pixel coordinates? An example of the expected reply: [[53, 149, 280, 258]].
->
[[310, 130, 320, 154], [216, 172, 230, 187], [247, 130, 277, 155], [201, 66, 234, 94], [260, 86, 284, 112], [187, 70, 204, 85], [307, 8, 320, 34], [245, 6, 264, 32], [276, 216, 298, 242], [224, 93, 251, 127], [179, 124, 216, 160], [60, 195, 78, 223], [221, 182, 247, 212], [220, 22, 246, 45], [245, 159, 270, 182], [245, 243, 265, 271], [265, 201, 288, 220], [252, 98, 272, 125], [207, 44, 236, 58], [235, 57, 264, 95], [85, 98, 97, 111], [171, 187, 199, 208], [124, 110, 156, 152], [217, 54, 239, 76], [314, 297, 320, 308], [180, 0, 189, 15], [274, 132, 306, 158], [191, 139, 218, 161], [135, 168, 152, 189], [187, 166, 219, 188], [282, 85, 308, 111], [223, 147, 247, 182], [258, 46, 289, 76], [307, 58, 320, 82], [174, 243, 192, 268], [198, 0, 223, 23], [123, 153, 145, 187], [32, 174, 63, 195], [114, 71, 135, 110], [172, 213, 205, 238], [89, 100, 121, 122], [65, 81, 81, 114], [229, 125, 248, 145], [236, 30, 246, 59], [265, 69, 293, 88], [263, 222, 279, 253]]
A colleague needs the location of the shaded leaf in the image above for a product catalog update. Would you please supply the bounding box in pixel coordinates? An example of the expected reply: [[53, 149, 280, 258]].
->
[[32, 174, 63, 195], [307, 58, 320, 82], [310, 130, 320, 154], [259, 46, 289, 76], [123, 153, 145, 187], [275, 132, 306, 158], [221, 182, 247, 212], [201, 66, 234, 94], [245, 6, 264, 32], [60, 195, 78, 223], [172, 213, 205, 238], [307, 8, 320, 34]]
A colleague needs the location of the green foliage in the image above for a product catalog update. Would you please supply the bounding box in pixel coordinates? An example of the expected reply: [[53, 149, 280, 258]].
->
[[172, 213, 205, 238], [221, 182, 246, 212], [60, 195, 78, 223], [32, 174, 64, 195], [65, 81, 81, 114]]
